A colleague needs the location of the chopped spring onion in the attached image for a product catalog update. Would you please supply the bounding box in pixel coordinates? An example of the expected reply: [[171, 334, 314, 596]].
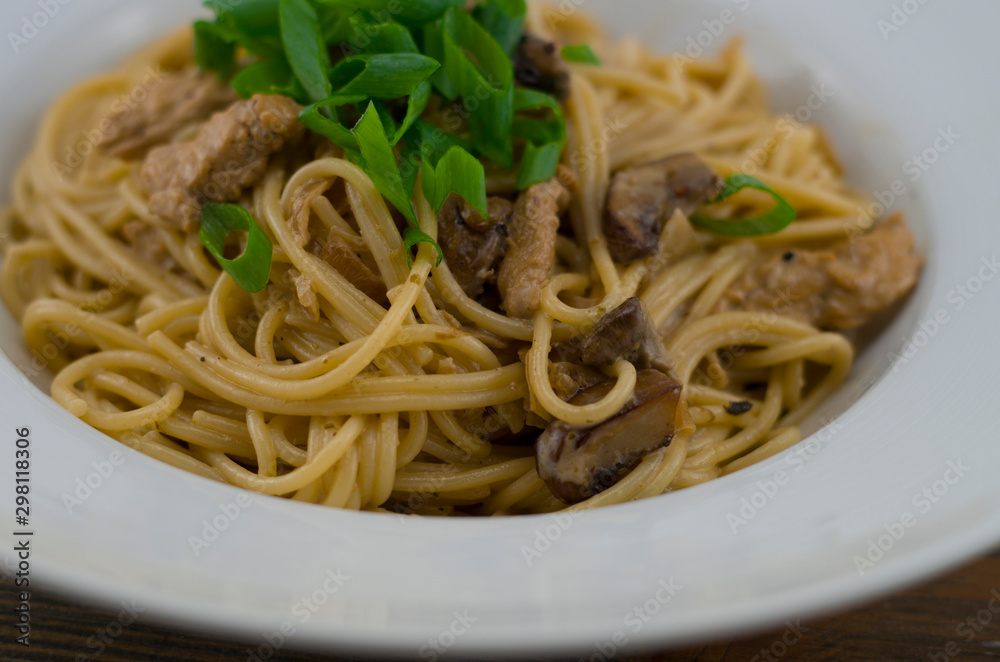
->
[[231, 59, 305, 100], [512, 88, 566, 188], [329, 54, 441, 99], [438, 7, 515, 168], [200, 204, 274, 293], [422, 146, 488, 218], [403, 227, 443, 266], [279, 0, 333, 104], [561, 44, 601, 66], [473, 0, 528, 56], [205, 0, 283, 58], [193, 21, 237, 78], [690, 174, 797, 237], [352, 107, 444, 263], [297, 94, 368, 156], [319, 0, 467, 26], [196, 0, 571, 271], [353, 102, 417, 224], [345, 11, 420, 54]]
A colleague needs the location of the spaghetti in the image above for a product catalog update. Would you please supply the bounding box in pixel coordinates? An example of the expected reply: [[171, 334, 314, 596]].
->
[[0, 6, 918, 516]]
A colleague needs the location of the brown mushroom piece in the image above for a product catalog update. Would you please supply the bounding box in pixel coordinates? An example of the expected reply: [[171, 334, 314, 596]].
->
[[551, 297, 672, 374], [604, 153, 724, 263], [548, 362, 607, 401], [438, 194, 514, 299], [513, 34, 572, 102], [536, 369, 689, 504]]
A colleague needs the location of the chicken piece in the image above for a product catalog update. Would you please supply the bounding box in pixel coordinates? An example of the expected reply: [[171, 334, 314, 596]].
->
[[438, 194, 514, 299], [314, 233, 387, 304], [98, 67, 237, 160], [497, 176, 571, 319], [121, 220, 177, 272], [284, 176, 387, 304], [288, 178, 330, 247], [513, 34, 572, 101], [717, 213, 922, 330], [604, 153, 723, 263], [140, 94, 304, 232], [289, 269, 320, 321]]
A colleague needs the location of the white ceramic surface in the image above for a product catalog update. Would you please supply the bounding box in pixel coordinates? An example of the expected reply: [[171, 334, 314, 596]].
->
[[0, 0, 998, 657]]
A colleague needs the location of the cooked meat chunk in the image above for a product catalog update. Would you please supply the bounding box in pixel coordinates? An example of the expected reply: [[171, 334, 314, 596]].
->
[[98, 67, 237, 160], [121, 220, 177, 272], [289, 269, 320, 320], [551, 298, 672, 373], [717, 213, 922, 330], [288, 178, 330, 247], [454, 406, 539, 445], [536, 369, 691, 504], [604, 153, 723, 263], [140, 94, 304, 232], [285, 178, 387, 304], [314, 232, 387, 304], [438, 194, 514, 299], [497, 176, 571, 319], [513, 34, 572, 102]]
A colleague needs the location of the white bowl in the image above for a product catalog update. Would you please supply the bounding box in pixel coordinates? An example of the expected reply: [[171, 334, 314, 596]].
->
[[2, 0, 999, 657]]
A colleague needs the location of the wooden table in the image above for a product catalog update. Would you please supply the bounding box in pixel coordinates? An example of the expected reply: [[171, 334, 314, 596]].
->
[[2, 549, 999, 661]]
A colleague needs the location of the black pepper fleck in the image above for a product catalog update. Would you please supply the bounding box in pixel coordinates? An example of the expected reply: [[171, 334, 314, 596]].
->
[[726, 400, 753, 415]]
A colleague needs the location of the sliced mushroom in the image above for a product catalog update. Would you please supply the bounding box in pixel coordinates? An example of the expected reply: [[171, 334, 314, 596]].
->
[[438, 194, 513, 299], [536, 369, 689, 504], [548, 362, 607, 401], [604, 153, 723, 264], [513, 34, 572, 102], [551, 298, 672, 373]]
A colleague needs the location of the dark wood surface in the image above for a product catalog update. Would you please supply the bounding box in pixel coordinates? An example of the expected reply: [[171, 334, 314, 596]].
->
[[2, 550, 999, 661]]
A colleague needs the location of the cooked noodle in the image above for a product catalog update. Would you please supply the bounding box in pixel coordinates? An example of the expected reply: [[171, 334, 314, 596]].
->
[[1, 9, 896, 517]]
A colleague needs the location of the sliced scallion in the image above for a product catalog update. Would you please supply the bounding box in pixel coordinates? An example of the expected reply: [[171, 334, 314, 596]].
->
[[690, 174, 797, 237], [200, 204, 274, 294]]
